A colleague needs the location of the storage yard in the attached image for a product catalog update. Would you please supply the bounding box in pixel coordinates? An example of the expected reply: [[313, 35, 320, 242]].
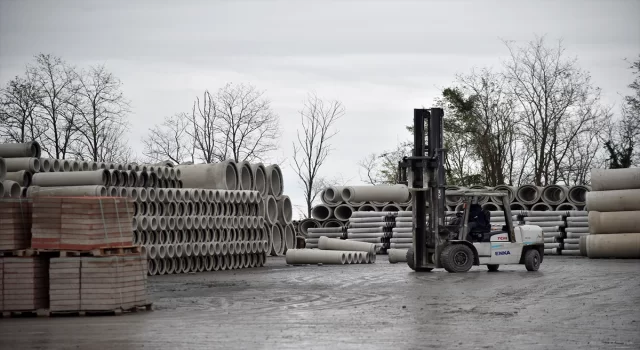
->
[[1, 139, 639, 349], [1, 256, 639, 349]]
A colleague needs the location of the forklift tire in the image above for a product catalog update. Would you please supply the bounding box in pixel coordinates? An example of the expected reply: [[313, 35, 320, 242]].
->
[[524, 249, 541, 271], [487, 264, 499, 272], [406, 247, 433, 272], [441, 244, 474, 273]]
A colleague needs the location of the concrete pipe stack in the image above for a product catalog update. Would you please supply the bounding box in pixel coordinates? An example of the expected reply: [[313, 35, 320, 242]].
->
[[487, 184, 590, 212], [562, 212, 589, 256], [347, 211, 401, 252], [0, 141, 42, 199], [583, 168, 640, 259], [523, 211, 567, 255], [286, 237, 376, 265], [389, 211, 414, 250], [310, 184, 411, 227]]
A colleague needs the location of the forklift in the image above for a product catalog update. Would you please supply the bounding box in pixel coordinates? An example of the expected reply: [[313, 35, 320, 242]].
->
[[400, 108, 544, 273]]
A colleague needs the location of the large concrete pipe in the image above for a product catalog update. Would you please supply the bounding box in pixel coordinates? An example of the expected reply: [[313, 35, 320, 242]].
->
[[277, 195, 293, 224], [4, 157, 40, 173], [322, 219, 343, 228], [516, 185, 542, 205], [2, 180, 20, 198], [318, 236, 376, 256], [334, 203, 354, 221], [176, 161, 238, 190], [358, 203, 379, 212], [270, 224, 283, 256], [481, 202, 502, 212], [381, 203, 401, 212], [298, 218, 320, 236], [567, 185, 590, 206], [27, 185, 107, 197], [530, 202, 554, 211], [4, 170, 31, 187], [469, 185, 491, 204], [591, 168, 640, 191], [341, 185, 410, 203], [285, 249, 347, 265], [249, 163, 268, 197], [236, 161, 254, 191], [586, 233, 640, 258], [263, 195, 278, 224], [541, 185, 568, 205], [586, 189, 640, 212], [510, 202, 529, 211], [445, 185, 464, 206], [491, 185, 516, 203], [284, 224, 295, 252], [32, 169, 110, 187], [0, 141, 41, 158], [265, 164, 283, 197], [311, 204, 333, 221], [589, 211, 640, 234], [556, 203, 578, 211]]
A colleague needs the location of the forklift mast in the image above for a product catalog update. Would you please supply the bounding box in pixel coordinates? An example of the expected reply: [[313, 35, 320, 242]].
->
[[406, 108, 446, 270]]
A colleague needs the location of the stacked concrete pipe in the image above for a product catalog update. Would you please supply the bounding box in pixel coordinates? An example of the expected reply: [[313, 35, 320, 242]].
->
[[584, 168, 640, 259]]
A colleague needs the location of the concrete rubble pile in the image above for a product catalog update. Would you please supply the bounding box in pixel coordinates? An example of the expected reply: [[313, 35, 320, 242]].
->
[[287, 237, 376, 265], [583, 168, 640, 259]]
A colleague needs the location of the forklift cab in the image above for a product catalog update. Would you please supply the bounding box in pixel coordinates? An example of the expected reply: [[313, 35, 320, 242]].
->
[[446, 191, 516, 244]]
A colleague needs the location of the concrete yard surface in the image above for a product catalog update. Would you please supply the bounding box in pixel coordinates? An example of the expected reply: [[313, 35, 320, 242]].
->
[[1, 256, 639, 349]]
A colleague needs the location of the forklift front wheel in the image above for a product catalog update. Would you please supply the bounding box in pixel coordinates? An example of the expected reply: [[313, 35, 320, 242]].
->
[[406, 247, 433, 272], [441, 244, 474, 273], [524, 249, 541, 271]]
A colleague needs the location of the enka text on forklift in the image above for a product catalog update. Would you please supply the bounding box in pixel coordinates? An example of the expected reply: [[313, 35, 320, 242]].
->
[[401, 108, 545, 273]]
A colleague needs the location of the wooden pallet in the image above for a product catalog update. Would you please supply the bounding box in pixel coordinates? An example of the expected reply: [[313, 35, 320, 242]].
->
[[0, 246, 141, 258], [1, 303, 153, 318]]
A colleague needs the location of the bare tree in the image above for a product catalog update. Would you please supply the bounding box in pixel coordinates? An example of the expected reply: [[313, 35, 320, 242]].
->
[[27, 54, 80, 159], [0, 75, 47, 143], [215, 83, 280, 162], [185, 90, 218, 163], [292, 94, 344, 218], [503, 36, 609, 185], [72, 65, 131, 162], [142, 114, 194, 164], [358, 153, 382, 185]]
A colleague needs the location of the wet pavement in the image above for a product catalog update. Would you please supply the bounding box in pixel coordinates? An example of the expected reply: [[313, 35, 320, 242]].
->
[[1, 256, 639, 349]]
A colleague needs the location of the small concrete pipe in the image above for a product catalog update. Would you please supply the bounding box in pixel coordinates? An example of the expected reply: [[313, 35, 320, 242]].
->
[[27, 185, 107, 197], [298, 218, 320, 236], [38, 158, 51, 172], [4, 157, 40, 173], [586, 189, 640, 212], [3, 171, 31, 187], [0, 141, 41, 158], [176, 161, 238, 190], [516, 185, 543, 205], [341, 184, 410, 203], [325, 186, 348, 203], [318, 236, 376, 256], [541, 185, 568, 205], [388, 249, 408, 263], [524, 221, 565, 227], [311, 204, 334, 221], [32, 169, 109, 187], [265, 164, 283, 197], [589, 211, 640, 234], [586, 233, 640, 258], [286, 249, 347, 265], [591, 168, 640, 191]]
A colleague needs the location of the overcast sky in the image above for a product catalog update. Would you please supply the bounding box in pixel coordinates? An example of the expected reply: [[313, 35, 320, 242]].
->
[[1, 0, 639, 218]]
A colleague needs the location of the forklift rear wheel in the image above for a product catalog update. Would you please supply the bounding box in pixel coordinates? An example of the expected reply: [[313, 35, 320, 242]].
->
[[406, 247, 433, 272], [524, 249, 541, 271], [487, 264, 499, 272], [441, 244, 474, 273]]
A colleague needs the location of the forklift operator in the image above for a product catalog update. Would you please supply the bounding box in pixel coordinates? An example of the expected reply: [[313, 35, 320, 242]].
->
[[466, 204, 491, 241]]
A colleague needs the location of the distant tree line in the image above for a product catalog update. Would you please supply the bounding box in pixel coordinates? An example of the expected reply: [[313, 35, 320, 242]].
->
[[359, 37, 640, 187]]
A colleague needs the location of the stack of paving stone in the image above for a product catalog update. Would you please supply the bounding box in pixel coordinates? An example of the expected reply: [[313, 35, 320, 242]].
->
[[0, 256, 49, 313], [0, 199, 32, 250], [49, 254, 148, 313], [30, 197, 133, 250]]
